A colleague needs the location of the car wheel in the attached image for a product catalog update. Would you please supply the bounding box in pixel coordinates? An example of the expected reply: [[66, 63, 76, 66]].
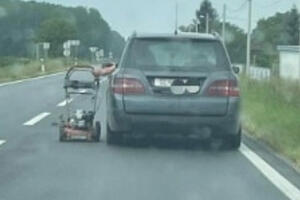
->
[[93, 121, 101, 142], [227, 128, 241, 150], [106, 125, 122, 145]]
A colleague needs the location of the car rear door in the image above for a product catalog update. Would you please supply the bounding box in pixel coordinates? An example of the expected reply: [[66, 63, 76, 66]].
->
[[119, 37, 236, 116]]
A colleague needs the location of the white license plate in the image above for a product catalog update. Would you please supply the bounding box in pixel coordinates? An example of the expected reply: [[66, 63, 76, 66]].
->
[[154, 79, 174, 87]]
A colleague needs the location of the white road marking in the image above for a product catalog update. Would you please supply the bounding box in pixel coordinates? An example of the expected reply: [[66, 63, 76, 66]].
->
[[23, 112, 51, 126], [240, 144, 300, 200], [0, 140, 6, 146], [57, 98, 73, 107], [0, 72, 64, 87]]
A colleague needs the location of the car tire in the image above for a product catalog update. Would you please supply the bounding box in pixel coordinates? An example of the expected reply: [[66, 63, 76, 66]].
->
[[93, 121, 101, 142], [106, 125, 122, 145], [227, 127, 242, 150]]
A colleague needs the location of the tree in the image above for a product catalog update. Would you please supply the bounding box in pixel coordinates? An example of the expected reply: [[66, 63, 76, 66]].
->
[[109, 31, 126, 59], [0, 0, 125, 59], [223, 23, 247, 64], [195, 0, 218, 33], [251, 7, 299, 67], [37, 18, 77, 57], [180, 1, 246, 64], [286, 5, 299, 45]]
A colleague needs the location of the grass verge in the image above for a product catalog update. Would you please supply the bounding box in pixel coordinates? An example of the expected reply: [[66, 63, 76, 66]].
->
[[241, 77, 300, 167], [0, 58, 90, 83]]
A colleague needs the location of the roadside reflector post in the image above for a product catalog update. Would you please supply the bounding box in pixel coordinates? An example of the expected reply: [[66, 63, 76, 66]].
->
[[74, 57, 78, 66], [40, 58, 45, 73]]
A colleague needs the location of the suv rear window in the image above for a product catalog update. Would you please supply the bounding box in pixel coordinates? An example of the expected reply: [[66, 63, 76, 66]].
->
[[124, 38, 230, 71]]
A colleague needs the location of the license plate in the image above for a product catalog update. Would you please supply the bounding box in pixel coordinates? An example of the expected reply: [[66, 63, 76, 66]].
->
[[154, 79, 174, 87]]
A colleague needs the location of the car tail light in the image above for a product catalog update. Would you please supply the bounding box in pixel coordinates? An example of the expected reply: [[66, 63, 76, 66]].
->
[[112, 78, 145, 94], [206, 80, 240, 97]]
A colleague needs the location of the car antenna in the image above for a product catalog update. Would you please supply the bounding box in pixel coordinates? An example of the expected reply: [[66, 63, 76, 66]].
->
[[174, 1, 178, 35]]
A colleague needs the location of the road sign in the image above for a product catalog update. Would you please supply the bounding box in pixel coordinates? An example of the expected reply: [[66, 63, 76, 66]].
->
[[109, 52, 113, 59], [89, 47, 98, 53], [43, 43, 50, 50], [72, 40, 80, 46], [63, 42, 70, 49], [63, 49, 71, 57], [99, 49, 104, 57]]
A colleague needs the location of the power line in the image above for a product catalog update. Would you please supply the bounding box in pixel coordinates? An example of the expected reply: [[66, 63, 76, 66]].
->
[[227, 16, 261, 22], [227, 0, 248, 13], [227, 17, 248, 22], [261, 0, 287, 8], [256, 0, 296, 10]]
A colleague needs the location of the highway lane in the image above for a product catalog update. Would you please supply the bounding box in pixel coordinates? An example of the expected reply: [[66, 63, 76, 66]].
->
[[0, 74, 65, 140], [0, 73, 299, 200]]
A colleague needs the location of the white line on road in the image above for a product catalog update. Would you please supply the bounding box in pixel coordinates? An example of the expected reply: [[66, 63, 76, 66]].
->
[[0, 72, 64, 87], [23, 112, 51, 126], [57, 98, 73, 107], [0, 140, 6, 146], [240, 144, 300, 200]]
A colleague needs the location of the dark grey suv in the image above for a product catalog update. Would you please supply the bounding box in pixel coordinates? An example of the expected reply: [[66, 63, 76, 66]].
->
[[106, 32, 241, 149]]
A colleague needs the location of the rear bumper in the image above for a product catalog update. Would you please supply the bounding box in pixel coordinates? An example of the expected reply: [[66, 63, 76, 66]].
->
[[107, 96, 241, 138]]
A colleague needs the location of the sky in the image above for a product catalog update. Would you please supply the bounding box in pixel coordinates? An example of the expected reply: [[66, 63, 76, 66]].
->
[[24, 0, 299, 37]]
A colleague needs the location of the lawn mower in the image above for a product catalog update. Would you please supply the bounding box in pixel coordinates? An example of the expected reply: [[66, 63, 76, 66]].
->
[[59, 65, 101, 142]]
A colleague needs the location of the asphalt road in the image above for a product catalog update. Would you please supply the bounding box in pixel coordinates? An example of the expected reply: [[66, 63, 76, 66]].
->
[[0, 73, 300, 200]]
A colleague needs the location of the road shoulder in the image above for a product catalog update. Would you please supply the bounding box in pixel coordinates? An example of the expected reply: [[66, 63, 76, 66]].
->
[[243, 130, 300, 190]]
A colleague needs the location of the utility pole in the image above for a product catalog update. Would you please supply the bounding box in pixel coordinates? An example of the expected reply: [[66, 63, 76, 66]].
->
[[298, 15, 300, 79], [36, 44, 39, 61], [246, 0, 252, 75], [175, 1, 178, 34], [206, 13, 209, 33], [195, 19, 200, 33], [222, 4, 226, 42]]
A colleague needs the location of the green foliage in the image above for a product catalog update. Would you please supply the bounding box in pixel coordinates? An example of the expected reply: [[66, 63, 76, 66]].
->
[[0, 0, 125, 59], [0, 58, 90, 83], [252, 6, 299, 68], [195, 0, 218, 33], [213, 21, 247, 64], [241, 78, 300, 166], [37, 19, 77, 57], [286, 5, 300, 45], [180, 0, 246, 64], [225, 24, 247, 64], [0, 56, 30, 68], [109, 31, 126, 59]]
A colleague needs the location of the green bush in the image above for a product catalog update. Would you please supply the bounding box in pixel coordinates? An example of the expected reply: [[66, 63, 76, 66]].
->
[[0, 57, 16, 67], [0, 56, 31, 68], [241, 77, 300, 166], [0, 58, 90, 83]]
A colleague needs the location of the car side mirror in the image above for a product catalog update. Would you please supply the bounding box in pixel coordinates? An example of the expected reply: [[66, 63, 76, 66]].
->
[[232, 66, 240, 74]]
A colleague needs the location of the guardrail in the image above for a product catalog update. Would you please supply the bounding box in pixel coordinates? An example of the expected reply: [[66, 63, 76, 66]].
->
[[234, 64, 271, 80]]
